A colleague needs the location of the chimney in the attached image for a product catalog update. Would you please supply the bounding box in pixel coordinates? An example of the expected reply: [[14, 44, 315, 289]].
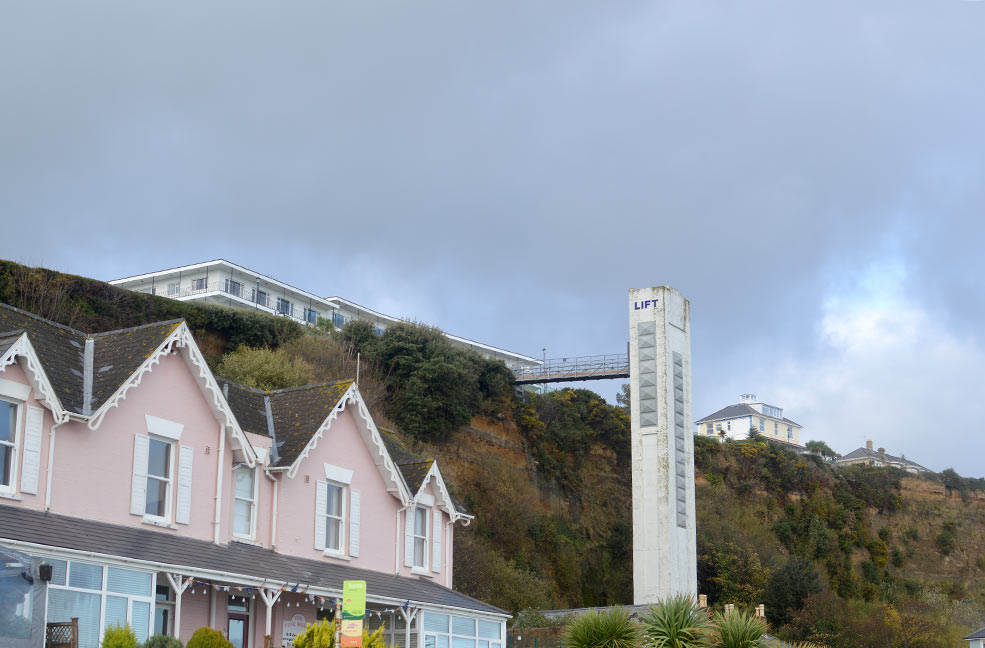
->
[[878, 447, 885, 454], [866, 440, 873, 450]]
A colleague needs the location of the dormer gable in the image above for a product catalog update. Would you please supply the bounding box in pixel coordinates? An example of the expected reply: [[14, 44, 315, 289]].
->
[[0, 331, 69, 422]]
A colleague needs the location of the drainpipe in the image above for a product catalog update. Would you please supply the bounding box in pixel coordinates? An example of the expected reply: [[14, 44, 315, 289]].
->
[[265, 468, 278, 549], [44, 415, 70, 510], [214, 423, 226, 544], [394, 505, 408, 573]]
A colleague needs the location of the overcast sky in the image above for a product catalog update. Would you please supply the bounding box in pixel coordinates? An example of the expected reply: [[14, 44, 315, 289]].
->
[[2, 2, 984, 475]]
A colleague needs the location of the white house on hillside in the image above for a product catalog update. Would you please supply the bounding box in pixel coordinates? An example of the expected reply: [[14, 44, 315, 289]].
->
[[834, 440, 932, 475], [110, 259, 540, 370], [695, 394, 804, 447]]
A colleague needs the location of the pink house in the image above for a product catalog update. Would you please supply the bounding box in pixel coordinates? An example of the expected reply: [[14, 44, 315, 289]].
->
[[0, 304, 507, 648]]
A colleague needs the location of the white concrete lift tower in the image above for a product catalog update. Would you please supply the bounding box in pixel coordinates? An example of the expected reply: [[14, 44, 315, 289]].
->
[[628, 286, 698, 604]]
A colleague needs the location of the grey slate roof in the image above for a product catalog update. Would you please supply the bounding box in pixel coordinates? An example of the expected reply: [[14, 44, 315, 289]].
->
[[0, 330, 22, 358], [218, 378, 354, 468], [835, 447, 931, 473], [965, 626, 985, 640], [0, 303, 181, 415], [0, 503, 505, 616], [695, 403, 802, 427]]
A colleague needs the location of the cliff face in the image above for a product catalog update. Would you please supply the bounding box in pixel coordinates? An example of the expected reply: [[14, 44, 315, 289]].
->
[[435, 413, 633, 614]]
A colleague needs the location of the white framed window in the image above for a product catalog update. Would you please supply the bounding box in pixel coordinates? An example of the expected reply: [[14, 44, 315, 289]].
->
[[316, 481, 346, 554], [166, 282, 179, 296], [44, 557, 155, 647], [192, 278, 207, 291], [233, 464, 257, 539], [145, 438, 173, 521], [421, 612, 504, 648], [413, 507, 429, 569], [0, 398, 19, 492]]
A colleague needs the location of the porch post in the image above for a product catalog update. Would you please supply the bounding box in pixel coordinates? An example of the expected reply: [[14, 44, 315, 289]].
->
[[258, 587, 282, 642], [165, 574, 192, 640], [399, 607, 418, 648]]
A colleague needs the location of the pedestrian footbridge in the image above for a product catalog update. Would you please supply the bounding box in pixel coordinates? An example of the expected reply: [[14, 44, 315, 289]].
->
[[509, 353, 629, 385]]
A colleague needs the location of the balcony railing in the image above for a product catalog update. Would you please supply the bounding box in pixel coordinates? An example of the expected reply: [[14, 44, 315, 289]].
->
[[138, 281, 321, 325]]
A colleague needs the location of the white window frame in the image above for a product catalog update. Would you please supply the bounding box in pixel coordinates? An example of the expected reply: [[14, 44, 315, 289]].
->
[[321, 481, 347, 556], [143, 436, 174, 524], [413, 506, 430, 571], [44, 557, 156, 646], [166, 282, 179, 296], [232, 464, 258, 541], [153, 577, 175, 637], [0, 396, 23, 497]]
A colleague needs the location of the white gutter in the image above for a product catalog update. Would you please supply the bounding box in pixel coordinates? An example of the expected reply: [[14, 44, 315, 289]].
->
[[213, 422, 226, 544]]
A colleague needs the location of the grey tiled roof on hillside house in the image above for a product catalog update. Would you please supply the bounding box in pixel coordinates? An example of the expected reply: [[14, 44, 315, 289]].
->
[[965, 626, 985, 640], [0, 303, 182, 415], [836, 447, 931, 473], [695, 403, 802, 427], [695, 404, 757, 424], [218, 378, 354, 467], [0, 504, 505, 616]]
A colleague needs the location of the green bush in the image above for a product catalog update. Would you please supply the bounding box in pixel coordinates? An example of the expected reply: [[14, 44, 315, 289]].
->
[[216, 346, 314, 390], [639, 594, 712, 648], [763, 557, 822, 628], [936, 530, 956, 556], [185, 627, 233, 648], [144, 635, 184, 648], [292, 619, 387, 648], [562, 608, 640, 648], [711, 609, 769, 648], [101, 625, 137, 648]]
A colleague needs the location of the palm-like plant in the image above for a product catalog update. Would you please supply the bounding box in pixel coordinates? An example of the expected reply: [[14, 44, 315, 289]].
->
[[562, 607, 640, 648], [711, 609, 769, 648], [639, 594, 713, 648]]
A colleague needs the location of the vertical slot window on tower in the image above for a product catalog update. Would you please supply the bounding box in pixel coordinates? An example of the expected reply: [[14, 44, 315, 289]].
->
[[672, 352, 687, 528], [636, 321, 658, 427]]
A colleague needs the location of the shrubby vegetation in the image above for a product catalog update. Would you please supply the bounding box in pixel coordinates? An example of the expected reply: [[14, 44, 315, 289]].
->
[[0, 260, 303, 358], [101, 625, 137, 648], [185, 627, 233, 648], [292, 619, 386, 648], [216, 346, 315, 390], [143, 635, 184, 648]]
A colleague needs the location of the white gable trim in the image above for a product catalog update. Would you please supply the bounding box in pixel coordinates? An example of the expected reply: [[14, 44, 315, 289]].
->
[[87, 323, 257, 467], [0, 333, 69, 422], [284, 384, 411, 505], [418, 462, 468, 523]]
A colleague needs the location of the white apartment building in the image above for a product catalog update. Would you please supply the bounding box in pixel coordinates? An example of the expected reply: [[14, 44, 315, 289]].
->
[[694, 393, 804, 447], [109, 259, 540, 369]]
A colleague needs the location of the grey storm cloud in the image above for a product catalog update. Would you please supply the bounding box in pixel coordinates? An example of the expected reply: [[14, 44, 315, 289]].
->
[[2, 1, 984, 473]]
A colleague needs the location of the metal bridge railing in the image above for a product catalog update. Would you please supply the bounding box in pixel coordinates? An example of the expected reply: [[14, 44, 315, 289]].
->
[[509, 354, 630, 384]]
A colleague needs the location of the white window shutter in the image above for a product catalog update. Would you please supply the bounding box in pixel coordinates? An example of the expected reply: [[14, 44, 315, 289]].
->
[[349, 489, 361, 557], [431, 510, 442, 574], [404, 508, 414, 568], [130, 436, 150, 516], [314, 481, 327, 550], [175, 445, 194, 525], [20, 406, 44, 495]]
